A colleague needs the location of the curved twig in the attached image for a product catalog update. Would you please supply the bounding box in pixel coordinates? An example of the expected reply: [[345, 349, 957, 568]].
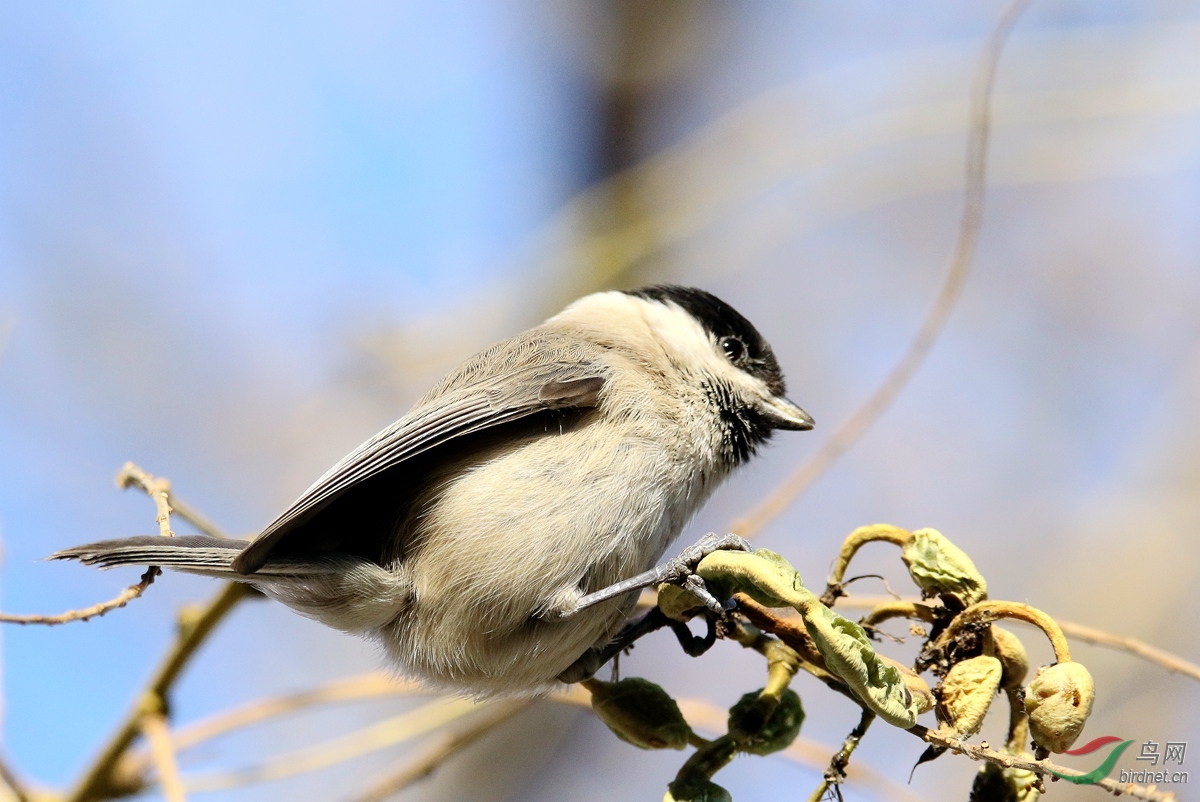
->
[[837, 595, 1200, 685], [0, 567, 158, 626], [731, 0, 1034, 538]]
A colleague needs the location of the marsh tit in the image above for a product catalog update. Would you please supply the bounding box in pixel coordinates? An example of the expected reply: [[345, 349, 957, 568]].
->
[[54, 286, 812, 694]]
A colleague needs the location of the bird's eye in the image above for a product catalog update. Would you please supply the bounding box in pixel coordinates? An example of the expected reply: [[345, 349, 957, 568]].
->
[[720, 336, 746, 363]]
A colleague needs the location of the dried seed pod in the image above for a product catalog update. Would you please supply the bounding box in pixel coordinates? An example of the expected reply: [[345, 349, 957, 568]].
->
[[937, 655, 1003, 737], [901, 528, 987, 606], [969, 761, 1041, 802], [589, 677, 692, 750], [664, 778, 733, 802], [727, 688, 805, 756], [987, 626, 1029, 691], [657, 582, 705, 622], [1024, 662, 1095, 753]]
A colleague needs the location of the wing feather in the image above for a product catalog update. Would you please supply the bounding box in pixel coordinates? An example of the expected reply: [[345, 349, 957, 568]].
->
[[233, 331, 608, 573]]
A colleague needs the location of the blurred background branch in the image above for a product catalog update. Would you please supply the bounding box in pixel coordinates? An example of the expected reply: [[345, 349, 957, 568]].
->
[[0, 2, 1197, 800], [732, 0, 1033, 538]]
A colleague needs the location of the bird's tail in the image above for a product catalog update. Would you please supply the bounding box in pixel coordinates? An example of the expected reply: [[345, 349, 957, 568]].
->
[[53, 536, 413, 632], [50, 535, 342, 578]]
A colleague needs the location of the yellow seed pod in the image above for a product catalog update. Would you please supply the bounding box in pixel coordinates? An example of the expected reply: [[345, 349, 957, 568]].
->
[[937, 655, 1002, 737], [1024, 662, 1095, 753], [590, 677, 692, 750], [987, 626, 1029, 691], [657, 582, 706, 622], [900, 528, 987, 606], [970, 761, 1041, 802]]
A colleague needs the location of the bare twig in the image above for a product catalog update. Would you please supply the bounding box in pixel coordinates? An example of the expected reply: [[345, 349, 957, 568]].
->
[[0, 567, 158, 626], [347, 699, 535, 802], [0, 463, 206, 627], [837, 595, 1200, 686], [730, 0, 1034, 538], [0, 754, 31, 802], [116, 464, 175, 538], [910, 725, 1178, 802], [66, 581, 252, 802], [1057, 620, 1200, 684], [116, 462, 228, 540], [809, 708, 875, 802], [141, 713, 186, 802], [184, 697, 482, 793], [172, 672, 416, 752]]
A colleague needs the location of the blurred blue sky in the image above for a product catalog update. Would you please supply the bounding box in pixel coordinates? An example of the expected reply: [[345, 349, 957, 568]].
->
[[1, 2, 1198, 800]]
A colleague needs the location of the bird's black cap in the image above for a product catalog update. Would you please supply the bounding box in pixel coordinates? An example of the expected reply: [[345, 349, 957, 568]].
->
[[624, 285, 786, 396]]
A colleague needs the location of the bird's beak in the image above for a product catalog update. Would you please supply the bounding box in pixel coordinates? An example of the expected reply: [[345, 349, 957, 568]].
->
[[759, 396, 814, 431]]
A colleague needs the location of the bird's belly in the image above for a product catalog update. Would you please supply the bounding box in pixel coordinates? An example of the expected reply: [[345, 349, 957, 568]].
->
[[377, 420, 712, 693]]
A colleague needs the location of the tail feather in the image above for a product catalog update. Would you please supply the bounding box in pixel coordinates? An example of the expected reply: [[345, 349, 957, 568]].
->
[[50, 536, 342, 577], [53, 536, 413, 632]]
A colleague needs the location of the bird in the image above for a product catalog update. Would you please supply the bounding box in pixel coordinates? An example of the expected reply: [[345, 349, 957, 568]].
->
[[54, 286, 812, 695]]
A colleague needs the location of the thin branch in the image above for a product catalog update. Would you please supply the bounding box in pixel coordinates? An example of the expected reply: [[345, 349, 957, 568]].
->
[[0, 463, 200, 627], [0, 567, 158, 626], [346, 699, 534, 802], [172, 673, 416, 752], [1057, 620, 1200, 684], [141, 713, 186, 802], [809, 708, 875, 802], [183, 697, 482, 793], [909, 725, 1178, 802], [0, 754, 31, 802], [116, 463, 229, 540], [65, 581, 252, 802], [837, 596, 1200, 686], [730, 0, 1034, 538], [116, 464, 175, 538]]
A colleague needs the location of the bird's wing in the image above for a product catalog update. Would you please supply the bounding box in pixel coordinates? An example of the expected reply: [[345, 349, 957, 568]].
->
[[232, 330, 608, 574]]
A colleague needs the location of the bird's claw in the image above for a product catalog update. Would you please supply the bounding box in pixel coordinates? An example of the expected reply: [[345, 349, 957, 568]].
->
[[659, 532, 753, 614]]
